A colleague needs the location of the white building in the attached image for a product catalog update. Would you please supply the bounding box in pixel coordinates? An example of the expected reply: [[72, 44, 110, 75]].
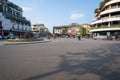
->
[[90, 0, 120, 36], [0, 0, 31, 38], [32, 24, 48, 37]]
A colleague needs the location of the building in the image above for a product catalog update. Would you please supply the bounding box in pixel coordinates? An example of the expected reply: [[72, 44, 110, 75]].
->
[[90, 0, 120, 37], [0, 0, 31, 38], [53, 26, 62, 37], [82, 24, 90, 29], [53, 23, 81, 37], [31, 24, 48, 37]]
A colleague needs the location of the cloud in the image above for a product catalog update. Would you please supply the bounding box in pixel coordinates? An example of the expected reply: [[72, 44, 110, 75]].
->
[[71, 13, 84, 20], [21, 7, 32, 12]]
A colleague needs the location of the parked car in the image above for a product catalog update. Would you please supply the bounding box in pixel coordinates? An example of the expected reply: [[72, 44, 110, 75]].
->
[[93, 35, 107, 40], [4, 35, 16, 39]]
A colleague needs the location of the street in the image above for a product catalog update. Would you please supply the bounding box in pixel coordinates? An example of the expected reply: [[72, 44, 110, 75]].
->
[[0, 38, 120, 80]]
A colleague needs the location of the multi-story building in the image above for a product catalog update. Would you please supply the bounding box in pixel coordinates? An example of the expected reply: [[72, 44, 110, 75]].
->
[[82, 24, 90, 29], [0, 0, 31, 38], [53, 23, 81, 37], [53, 26, 62, 37], [90, 0, 120, 36], [31, 24, 48, 37]]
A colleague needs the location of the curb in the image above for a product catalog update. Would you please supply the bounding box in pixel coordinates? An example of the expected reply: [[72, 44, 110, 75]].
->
[[3, 40, 51, 45]]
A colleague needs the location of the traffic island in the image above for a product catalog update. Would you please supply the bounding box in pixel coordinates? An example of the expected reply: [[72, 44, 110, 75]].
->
[[4, 38, 51, 45]]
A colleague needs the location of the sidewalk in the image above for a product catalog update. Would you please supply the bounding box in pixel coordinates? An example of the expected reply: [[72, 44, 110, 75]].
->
[[0, 39, 51, 45], [0, 40, 6, 46]]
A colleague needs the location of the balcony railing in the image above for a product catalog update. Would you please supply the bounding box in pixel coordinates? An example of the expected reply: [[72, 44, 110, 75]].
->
[[100, 7, 120, 16], [3, 11, 31, 25], [90, 25, 120, 30], [91, 16, 120, 25], [100, 15, 120, 20]]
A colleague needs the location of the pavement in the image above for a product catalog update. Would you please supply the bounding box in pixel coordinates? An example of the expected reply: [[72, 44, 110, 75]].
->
[[0, 38, 120, 80]]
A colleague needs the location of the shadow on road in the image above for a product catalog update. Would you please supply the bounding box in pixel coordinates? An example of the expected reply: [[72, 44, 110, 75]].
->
[[24, 43, 120, 80]]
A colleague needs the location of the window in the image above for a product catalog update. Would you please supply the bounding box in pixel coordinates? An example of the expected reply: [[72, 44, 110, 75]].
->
[[111, 4, 117, 9]]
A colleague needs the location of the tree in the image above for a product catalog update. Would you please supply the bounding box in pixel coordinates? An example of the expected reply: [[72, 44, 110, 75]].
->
[[100, 0, 111, 8], [100, 1, 105, 8], [104, 0, 111, 3], [94, 0, 111, 14], [94, 8, 100, 14], [78, 27, 87, 37], [62, 28, 68, 35]]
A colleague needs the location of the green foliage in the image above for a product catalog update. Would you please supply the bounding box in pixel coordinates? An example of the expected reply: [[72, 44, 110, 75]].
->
[[62, 28, 68, 35], [94, 8, 100, 14], [104, 0, 111, 3], [78, 27, 87, 37], [100, 1, 105, 8], [94, 0, 111, 14], [6, 38, 43, 42], [100, 0, 111, 8]]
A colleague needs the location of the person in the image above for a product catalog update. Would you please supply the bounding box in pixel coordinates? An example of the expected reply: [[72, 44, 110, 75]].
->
[[47, 34, 51, 39], [53, 34, 56, 39], [78, 35, 81, 40]]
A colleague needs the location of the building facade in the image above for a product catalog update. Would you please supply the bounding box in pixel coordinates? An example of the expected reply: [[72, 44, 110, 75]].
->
[[53, 23, 89, 37], [0, 0, 31, 38], [53, 26, 62, 37], [32, 24, 48, 37], [90, 0, 120, 36]]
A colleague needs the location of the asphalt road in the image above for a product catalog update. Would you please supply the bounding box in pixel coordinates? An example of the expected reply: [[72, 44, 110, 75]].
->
[[0, 38, 120, 80]]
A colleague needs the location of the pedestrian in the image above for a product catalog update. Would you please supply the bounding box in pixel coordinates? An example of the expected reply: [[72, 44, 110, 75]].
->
[[78, 35, 81, 40], [53, 34, 56, 39]]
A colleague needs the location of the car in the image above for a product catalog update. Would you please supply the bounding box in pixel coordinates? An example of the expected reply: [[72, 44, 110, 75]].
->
[[93, 35, 107, 40]]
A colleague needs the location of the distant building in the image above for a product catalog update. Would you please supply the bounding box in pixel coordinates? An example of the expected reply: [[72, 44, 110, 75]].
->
[[81, 24, 91, 36], [53, 26, 62, 36], [71, 23, 78, 27], [0, 0, 31, 38], [32, 24, 48, 37], [53, 23, 81, 37], [82, 24, 90, 29], [90, 0, 120, 36]]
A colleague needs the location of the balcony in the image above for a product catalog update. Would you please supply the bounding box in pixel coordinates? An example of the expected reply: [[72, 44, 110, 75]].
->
[[91, 16, 120, 25], [90, 25, 120, 32], [100, 8, 120, 16], [3, 11, 31, 25], [7, 1, 23, 12], [105, 0, 120, 7]]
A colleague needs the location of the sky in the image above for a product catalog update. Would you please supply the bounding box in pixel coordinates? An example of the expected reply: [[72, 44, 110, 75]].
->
[[10, 0, 102, 32]]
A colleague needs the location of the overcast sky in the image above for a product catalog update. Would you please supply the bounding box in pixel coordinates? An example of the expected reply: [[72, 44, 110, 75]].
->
[[10, 0, 102, 32]]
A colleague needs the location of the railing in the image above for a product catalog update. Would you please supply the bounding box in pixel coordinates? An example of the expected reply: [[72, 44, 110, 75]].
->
[[90, 25, 120, 30], [100, 16, 120, 20], [100, 7, 120, 15], [3, 11, 31, 25]]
